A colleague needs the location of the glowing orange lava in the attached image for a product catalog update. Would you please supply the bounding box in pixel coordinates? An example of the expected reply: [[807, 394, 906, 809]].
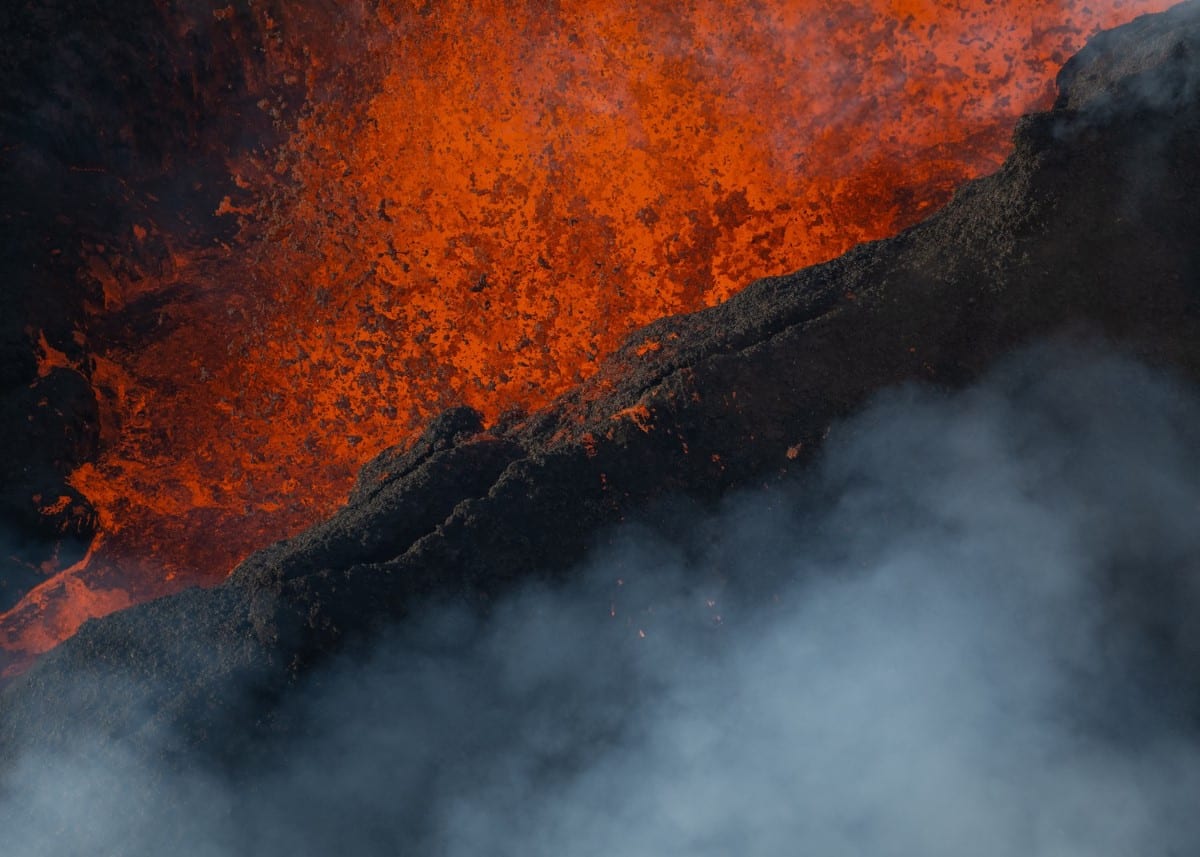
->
[[3, 0, 1176, 670]]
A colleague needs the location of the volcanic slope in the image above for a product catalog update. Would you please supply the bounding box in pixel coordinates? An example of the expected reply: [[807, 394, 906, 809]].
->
[[3, 0, 1200, 758]]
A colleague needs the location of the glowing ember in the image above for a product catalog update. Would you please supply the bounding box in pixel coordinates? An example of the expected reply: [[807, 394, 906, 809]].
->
[[3, 0, 1176, 669]]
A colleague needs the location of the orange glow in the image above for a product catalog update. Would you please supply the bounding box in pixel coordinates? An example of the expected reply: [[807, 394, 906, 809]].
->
[[5, 0, 1176, 667], [34, 331, 75, 379], [612, 404, 655, 434]]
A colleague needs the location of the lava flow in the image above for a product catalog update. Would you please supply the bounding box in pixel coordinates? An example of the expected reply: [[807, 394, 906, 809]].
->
[[4, 0, 1175, 670]]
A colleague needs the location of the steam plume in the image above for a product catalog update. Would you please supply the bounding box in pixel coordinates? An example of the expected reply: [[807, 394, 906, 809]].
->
[[4, 338, 1199, 855]]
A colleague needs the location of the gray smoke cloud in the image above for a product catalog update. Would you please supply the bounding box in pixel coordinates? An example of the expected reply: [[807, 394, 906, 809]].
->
[[3, 338, 1199, 855]]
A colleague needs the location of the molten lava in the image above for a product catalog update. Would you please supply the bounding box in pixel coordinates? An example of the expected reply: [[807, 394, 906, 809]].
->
[[4, 0, 1176, 670]]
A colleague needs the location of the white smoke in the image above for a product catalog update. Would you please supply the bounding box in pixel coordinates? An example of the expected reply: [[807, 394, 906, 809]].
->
[[3, 338, 1199, 855]]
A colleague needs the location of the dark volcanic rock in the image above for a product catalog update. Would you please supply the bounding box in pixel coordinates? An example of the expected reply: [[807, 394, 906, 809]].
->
[[4, 1, 1200, 759]]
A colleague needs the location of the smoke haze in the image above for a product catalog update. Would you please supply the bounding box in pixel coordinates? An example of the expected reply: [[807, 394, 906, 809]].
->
[[3, 339, 1199, 855]]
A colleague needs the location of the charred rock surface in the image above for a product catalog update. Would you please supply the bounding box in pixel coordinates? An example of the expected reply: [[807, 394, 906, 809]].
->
[[4, 1, 1200, 760]]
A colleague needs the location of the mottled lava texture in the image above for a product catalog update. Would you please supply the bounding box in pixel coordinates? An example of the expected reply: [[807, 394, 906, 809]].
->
[[3, 0, 1200, 763], [0, 0, 297, 604]]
